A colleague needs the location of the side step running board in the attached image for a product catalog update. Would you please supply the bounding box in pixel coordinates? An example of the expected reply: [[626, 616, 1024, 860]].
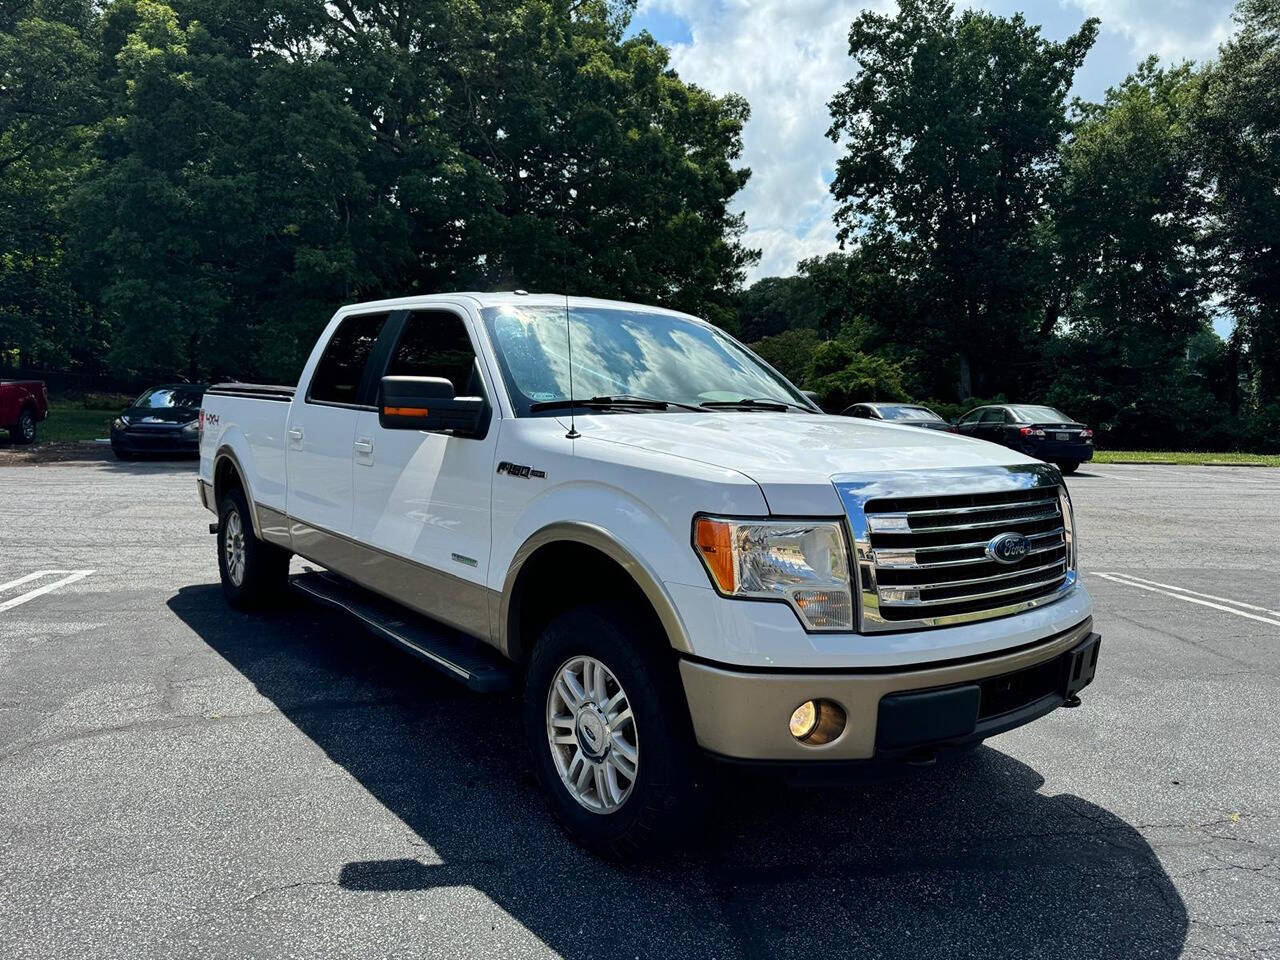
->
[[290, 571, 514, 693]]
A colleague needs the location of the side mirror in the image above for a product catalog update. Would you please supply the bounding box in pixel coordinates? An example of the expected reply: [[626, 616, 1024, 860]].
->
[[801, 390, 823, 411], [379, 376, 485, 436]]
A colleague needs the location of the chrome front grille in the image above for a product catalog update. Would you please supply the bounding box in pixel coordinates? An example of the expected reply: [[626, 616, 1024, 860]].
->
[[834, 465, 1077, 631]]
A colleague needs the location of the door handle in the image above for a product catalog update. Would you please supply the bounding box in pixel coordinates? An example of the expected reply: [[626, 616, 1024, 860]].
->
[[354, 438, 374, 455], [288, 427, 304, 442]]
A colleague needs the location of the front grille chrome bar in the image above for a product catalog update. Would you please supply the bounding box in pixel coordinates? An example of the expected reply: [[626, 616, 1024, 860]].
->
[[877, 561, 1069, 604], [868, 507, 1062, 535]]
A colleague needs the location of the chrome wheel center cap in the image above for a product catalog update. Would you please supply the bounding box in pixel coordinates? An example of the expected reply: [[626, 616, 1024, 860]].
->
[[575, 705, 609, 760]]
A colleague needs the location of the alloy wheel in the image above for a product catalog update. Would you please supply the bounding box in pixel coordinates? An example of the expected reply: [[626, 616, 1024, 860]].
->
[[546, 656, 639, 813]]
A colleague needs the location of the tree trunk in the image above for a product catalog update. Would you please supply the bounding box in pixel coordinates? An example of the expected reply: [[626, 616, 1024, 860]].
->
[[957, 352, 973, 400]]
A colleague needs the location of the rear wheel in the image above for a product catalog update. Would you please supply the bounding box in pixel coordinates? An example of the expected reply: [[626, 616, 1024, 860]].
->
[[523, 604, 705, 859], [10, 408, 36, 444], [217, 486, 289, 608], [1057, 460, 1080, 475]]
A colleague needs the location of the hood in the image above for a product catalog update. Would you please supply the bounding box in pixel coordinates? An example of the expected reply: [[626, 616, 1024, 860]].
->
[[121, 406, 198, 426], [575, 411, 1039, 514]]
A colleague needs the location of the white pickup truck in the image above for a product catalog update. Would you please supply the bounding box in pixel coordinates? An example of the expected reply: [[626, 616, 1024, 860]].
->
[[198, 292, 1100, 857]]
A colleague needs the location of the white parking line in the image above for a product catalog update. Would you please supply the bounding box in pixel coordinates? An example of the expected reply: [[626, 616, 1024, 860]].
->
[[1094, 571, 1280, 628], [0, 571, 95, 614], [1107, 572, 1280, 618], [0, 570, 53, 593]]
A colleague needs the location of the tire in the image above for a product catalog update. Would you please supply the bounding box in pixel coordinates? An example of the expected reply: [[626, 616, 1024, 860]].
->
[[1057, 460, 1080, 475], [523, 604, 705, 859], [112, 444, 135, 461], [217, 486, 290, 609], [10, 408, 36, 445]]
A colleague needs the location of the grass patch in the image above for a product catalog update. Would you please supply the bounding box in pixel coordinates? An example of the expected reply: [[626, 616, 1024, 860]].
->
[[1094, 450, 1280, 466], [37, 401, 118, 444]]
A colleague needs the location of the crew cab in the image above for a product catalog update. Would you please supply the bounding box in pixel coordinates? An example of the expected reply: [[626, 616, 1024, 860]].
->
[[0, 379, 49, 444], [198, 294, 1100, 857]]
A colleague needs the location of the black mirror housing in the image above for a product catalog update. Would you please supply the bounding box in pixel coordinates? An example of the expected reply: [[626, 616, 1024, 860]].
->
[[379, 376, 486, 435]]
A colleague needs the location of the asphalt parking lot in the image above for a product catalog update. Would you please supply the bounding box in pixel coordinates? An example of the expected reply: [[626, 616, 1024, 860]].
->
[[1, 460, 1278, 959]]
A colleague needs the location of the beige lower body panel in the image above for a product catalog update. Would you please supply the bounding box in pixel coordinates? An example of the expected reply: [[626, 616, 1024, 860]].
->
[[679, 618, 1093, 761], [278, 513, 497, 645]]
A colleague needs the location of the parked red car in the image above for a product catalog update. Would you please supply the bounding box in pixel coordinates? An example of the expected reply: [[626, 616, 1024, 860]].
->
[[0, 380, 50, 444]]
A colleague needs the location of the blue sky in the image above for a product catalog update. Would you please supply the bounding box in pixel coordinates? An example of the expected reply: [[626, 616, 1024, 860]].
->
[[626, 1, 1238, 335]]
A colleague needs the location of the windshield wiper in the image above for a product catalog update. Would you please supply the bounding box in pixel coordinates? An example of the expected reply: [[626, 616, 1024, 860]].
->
[[700, 397, 815, 413], [529, 394, 702, 413]]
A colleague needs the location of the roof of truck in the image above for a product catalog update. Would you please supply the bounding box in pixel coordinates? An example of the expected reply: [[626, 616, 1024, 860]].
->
[[335, 292, 705, 324]]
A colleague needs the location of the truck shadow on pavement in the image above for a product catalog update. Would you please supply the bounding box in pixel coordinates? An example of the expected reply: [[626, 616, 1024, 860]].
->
[[169, 584, 1187, 960]]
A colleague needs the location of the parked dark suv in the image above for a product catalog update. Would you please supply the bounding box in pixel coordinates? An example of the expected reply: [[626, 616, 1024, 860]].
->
[[954, 404, 1094, 473]]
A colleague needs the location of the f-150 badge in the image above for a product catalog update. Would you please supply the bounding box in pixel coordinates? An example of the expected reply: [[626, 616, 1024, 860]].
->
[[497, 461, 546, 480]]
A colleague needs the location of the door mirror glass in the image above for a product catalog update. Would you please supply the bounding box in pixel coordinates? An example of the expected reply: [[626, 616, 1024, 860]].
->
[[379, 376, 485, 435]]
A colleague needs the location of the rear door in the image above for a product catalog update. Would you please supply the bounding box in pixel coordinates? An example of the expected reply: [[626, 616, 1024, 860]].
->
[[285, 311, 391, 538], [351, 308, 499, 630]]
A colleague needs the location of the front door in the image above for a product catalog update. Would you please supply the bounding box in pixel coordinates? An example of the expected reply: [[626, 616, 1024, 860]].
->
[[351, 308, 499, 635], [285, 311, 390, 538]]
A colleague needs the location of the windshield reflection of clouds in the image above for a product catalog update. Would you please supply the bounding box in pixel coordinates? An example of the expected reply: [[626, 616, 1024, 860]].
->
[[483, 306, 802, 414]]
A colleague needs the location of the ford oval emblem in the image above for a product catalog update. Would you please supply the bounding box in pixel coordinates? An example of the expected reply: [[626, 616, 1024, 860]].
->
[[986, 532, 1030, 565]]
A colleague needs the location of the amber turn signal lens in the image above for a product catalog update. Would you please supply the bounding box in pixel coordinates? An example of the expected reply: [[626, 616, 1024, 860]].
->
[[694, 517, 735, 594]]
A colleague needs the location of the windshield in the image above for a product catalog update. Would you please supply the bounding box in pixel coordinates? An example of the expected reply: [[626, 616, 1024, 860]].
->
[[481, 305, 808, 415], [1009, 405, 1072, 424], [134, 387, 204, 409], [877, 405, 944, 422]]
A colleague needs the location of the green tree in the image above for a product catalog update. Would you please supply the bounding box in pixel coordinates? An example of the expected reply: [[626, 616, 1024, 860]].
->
[[1199, 0, 1280, 405], [0, 1, 103, 373], [827, 0, 1097, 400], [1051, 60, 1219, 446]]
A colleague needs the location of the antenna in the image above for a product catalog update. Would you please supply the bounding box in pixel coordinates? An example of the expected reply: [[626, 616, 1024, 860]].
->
[[564, 288, 579, 439], [563, 176, 579, 440]]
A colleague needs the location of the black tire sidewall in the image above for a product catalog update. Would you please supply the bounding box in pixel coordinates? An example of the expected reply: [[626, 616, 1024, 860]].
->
[[522, 605, 701, 858], [15, 410, 36, 444], [216, 487, 285, 607]]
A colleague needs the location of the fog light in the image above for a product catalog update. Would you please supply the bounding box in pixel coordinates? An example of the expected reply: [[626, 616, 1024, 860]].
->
[[788, 698, 847, 746], [789, 700, 818, 739]]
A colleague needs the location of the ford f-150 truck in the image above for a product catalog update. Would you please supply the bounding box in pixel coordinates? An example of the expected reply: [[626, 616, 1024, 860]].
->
[[198, 293, 1100, 857]]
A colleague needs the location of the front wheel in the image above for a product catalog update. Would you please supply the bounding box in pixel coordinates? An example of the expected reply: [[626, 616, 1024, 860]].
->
[[10, 409, 36, 444], [523, 605, 705, 859], [217, 486, 289, 608], [1057, 460, 1080, 475]]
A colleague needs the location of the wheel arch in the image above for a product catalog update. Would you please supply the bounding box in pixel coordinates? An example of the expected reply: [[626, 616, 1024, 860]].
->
[[212, 445, 263, 538], [500, 522, 694, 664]]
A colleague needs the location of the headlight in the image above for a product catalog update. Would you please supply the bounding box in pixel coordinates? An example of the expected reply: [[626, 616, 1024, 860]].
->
[[112, 417, 127, 430], [182, 419, 199, 433], [694, 517, 853, 631]]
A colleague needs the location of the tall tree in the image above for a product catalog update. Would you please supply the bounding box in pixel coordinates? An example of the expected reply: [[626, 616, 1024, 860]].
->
[[827, 0, 1096, 399], [1199, 0, 1280, 405], [1052, 60, 1219, 446], [0, 0, 103, 374]]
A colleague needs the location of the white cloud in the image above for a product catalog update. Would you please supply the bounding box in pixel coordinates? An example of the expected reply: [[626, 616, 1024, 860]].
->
[[640, 0, 1237, 285], [1062, 0, 1235, 62]]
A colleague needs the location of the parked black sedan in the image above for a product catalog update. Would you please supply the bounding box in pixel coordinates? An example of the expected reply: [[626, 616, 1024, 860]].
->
[[110, 384, 207, 459], [840, 402, 953, 431], [953, 404, 1094, 473]]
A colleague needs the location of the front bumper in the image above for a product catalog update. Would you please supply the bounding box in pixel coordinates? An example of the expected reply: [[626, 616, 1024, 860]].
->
[[111, 427, 199, 454], [679, 617, 1097, 762]]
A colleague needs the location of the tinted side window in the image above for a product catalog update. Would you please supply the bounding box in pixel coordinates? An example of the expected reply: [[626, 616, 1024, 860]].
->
[[385, 311, 480, 396], [309, 313, 389, 405], [980, 408, 1007, 423], [958, 409, 983, 424]]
